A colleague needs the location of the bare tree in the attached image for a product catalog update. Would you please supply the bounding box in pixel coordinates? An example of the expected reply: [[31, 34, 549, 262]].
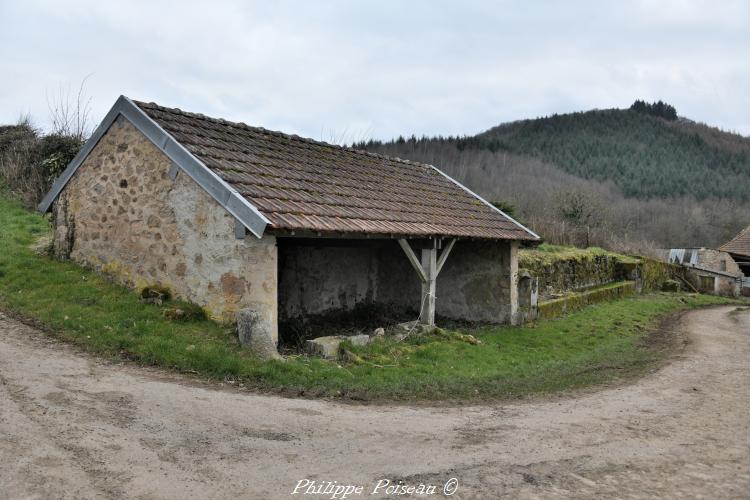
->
[[47, 75, 93, 141], [554, 189, 605, 247]]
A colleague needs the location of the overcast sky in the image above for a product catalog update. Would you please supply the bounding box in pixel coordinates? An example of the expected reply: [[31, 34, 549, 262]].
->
[[1, 0, 748, 141]]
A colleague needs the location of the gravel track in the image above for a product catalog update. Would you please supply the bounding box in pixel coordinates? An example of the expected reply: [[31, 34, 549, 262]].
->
[[0, 306, 748, 499]]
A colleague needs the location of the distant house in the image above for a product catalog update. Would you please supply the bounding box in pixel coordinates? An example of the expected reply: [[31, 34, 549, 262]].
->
[[719, 225, 750, 295], [38, 96, 539, 347], [664, 247, 741, 274], [658, 247, 743, 296]]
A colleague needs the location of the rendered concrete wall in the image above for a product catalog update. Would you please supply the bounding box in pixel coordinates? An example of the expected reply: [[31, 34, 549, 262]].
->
[[278, 240, 380, 319], [278, 238, 518, 325], [52, 115, 278, 337], [517, 270, 539, 323], [435, 240, 518, 324]]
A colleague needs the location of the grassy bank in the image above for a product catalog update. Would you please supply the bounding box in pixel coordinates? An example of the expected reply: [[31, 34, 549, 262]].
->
[[0, 194, 742, 401], [519, 243, 640, 266]]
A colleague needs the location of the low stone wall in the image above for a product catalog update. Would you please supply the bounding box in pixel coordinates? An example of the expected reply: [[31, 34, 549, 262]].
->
[[520, 248, 688, 299], [516, 249, 704, 323], [519, 250, 625, 299], [537, 281, 636, 320], [619, 258, 685, 293]]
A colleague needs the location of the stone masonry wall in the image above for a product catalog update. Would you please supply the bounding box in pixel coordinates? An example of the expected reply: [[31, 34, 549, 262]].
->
[[697, 248, 743, 276], [52, 116, 278, 337], [519, 253, 622, 299]]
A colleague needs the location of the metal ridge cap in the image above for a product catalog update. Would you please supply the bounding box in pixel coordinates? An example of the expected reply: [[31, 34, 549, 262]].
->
[[38, 95, 131, 213], [38, 95, 270, 239], [123, 96, 270, 237], [428, 165, 541, 240]]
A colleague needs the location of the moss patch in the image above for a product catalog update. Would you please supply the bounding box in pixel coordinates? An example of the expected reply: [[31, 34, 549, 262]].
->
[[520, 243, 638, 266], [538, 281, 636, 319], [520, 245, 638, 297]]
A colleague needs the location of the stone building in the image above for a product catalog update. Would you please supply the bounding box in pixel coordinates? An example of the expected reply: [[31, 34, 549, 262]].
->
[[39, 96, 539, 345], [719, 225, 750, 295], [662, 247, 742, 275], [658, 247, 743, 296]]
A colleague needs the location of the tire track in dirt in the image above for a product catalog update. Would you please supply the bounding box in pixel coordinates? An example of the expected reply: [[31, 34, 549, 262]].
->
[[0, 306, 748, 499]]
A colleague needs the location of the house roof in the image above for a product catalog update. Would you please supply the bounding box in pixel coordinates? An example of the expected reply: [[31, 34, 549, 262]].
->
[[719, 225, 750, 258], [40, 96, 538, 241]]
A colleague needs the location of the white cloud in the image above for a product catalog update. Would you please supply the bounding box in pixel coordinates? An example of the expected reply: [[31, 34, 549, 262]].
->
[[0, 0, 748, 139]]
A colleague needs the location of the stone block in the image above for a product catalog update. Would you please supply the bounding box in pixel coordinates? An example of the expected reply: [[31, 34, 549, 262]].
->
[[348, 334, 371, 346], [237, 308, 281, 361], [305, 336, 343, 359], [393, 321, 435, 336], [306, 334, 372, 359]]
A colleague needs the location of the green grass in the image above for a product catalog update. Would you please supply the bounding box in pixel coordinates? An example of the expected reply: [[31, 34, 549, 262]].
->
[[520, 243, 640, 266], [0, 194, 742, 401]]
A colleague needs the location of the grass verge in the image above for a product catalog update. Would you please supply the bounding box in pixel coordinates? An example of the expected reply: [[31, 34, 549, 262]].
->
[[0, 194, 744, 401]]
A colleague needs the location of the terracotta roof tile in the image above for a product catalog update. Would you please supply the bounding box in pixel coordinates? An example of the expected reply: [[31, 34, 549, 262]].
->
[[135, 100, 537, 241], [719, 225, 750, 258]]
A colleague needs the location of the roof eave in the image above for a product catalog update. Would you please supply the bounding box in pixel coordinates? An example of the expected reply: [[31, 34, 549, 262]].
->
[[428, 165, 541, 241], [37, 95, 270, 239], [269, 226, 538, 241], [724, 250, 750, 260]]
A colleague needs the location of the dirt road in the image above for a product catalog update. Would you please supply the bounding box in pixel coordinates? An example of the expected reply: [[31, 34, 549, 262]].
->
[[1, 306, 748, 499]]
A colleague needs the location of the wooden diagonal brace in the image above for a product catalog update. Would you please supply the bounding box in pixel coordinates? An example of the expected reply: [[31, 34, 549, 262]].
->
[[436, 238, 456, 276], [398, 239, 427, 283]]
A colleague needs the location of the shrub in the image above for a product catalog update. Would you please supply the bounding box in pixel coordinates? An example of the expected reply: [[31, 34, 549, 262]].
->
[[37, 134, 84, 182], [0, 121, 83, 208]]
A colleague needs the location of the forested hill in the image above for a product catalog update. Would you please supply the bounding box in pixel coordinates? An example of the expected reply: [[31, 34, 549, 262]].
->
[[357, 103, 750, 251], [465, 108, 750, 202]]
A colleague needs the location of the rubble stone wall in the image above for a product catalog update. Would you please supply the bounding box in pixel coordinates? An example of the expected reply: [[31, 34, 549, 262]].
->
[[52, 116, 278, 337]]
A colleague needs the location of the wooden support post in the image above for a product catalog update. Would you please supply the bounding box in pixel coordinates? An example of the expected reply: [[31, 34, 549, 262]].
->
[[421, 245, 437, 325], [398, 238, 456, 326]]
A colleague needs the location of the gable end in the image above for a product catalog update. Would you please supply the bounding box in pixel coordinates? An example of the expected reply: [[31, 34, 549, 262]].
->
[[38, 96, 269, 238]]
